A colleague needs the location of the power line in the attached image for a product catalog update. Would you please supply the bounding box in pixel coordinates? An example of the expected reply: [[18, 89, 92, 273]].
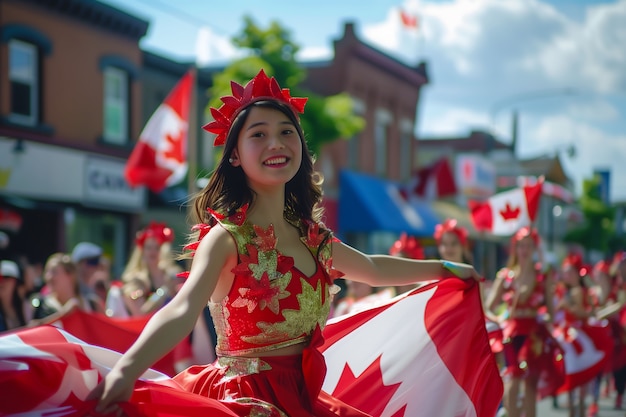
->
[[112, 0, 229, 35]]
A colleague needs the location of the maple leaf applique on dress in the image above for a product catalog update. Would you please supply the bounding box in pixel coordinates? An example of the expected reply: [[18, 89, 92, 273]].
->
[[231, 271, 291, 314]]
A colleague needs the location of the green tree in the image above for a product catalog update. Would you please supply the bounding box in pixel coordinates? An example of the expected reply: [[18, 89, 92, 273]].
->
[[564, 174, 622, 252], [206, 16, 364, 157]]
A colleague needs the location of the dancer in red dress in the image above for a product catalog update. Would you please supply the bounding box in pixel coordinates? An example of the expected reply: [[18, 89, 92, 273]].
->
[[485, 227, 564, 417], [92, 69, 482, 416]]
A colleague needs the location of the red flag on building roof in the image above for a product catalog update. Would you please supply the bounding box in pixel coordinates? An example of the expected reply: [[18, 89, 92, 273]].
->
[[125, 71, 193, 193], [399, 9, 419, 30]]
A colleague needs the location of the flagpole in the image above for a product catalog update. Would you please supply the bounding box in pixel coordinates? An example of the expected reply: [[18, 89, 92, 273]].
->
[[186, 65, 198, 210]]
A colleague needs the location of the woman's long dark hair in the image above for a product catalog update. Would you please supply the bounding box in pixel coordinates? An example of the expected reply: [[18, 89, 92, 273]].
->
[[190, 99, 324, 229]]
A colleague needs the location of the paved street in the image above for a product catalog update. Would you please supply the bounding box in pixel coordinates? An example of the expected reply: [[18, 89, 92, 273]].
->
[[535, 392, 624, 417]]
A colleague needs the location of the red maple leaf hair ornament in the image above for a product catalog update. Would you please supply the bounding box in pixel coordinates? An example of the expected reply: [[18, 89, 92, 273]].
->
[[434, 218, 468, 247], [511, 226, 540, 247], [135, 222, 174, 247], [499, 202, 521, 221], [389, 232, 424, 260], [203, 69, 308, 146]]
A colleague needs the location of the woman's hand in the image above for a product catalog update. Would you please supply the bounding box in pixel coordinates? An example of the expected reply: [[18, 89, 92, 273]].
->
[[89, 368, 135, 415], [441, 261, 484, 281]]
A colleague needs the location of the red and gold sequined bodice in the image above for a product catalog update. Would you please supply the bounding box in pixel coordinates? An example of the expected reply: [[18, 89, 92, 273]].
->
[[203, 205, 343, 357], [501, 267, 546, 311]]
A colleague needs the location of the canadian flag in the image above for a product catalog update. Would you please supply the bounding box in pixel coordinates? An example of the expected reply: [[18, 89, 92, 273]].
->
[[322, 279, 503, 417], [125, 71, 193, 193], [468, 181, 543, 236], [553, 320, 614, 394], [0, 280, 502, 416]]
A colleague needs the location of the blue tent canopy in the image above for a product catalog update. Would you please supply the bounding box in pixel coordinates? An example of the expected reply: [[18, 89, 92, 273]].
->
[[338, 170, 439, 237]]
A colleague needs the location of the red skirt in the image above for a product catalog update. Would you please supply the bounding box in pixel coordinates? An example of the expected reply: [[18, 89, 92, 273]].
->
[[174, 353, 370, 417], [501, 318, 565, 398]]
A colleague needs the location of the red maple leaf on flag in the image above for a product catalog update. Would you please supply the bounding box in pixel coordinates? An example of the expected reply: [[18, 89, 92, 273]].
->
[[499, 202, 521, 221], [163, 130, 185, 163], [331, 355, 404, 416]]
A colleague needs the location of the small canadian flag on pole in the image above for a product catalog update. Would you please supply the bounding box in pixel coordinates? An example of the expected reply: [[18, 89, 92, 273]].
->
[[468, 179, 543, 236], [399, 8, 419, 30], [125, 70, 193, 193]]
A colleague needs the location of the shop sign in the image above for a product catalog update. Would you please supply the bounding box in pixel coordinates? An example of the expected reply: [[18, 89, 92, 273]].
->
[[84, 157, 145, 212], [455, 154, 496, 198]]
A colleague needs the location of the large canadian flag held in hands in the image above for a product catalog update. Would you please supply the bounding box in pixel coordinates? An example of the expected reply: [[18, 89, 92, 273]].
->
[[125, 71, 193, 193], [468, 180, 543, 236], [321, 279, 503, 417]]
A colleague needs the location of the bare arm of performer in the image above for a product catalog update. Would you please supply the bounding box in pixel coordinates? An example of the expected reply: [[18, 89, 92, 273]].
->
[[332, 240, 481, 286], [92, 226, 237, 413], [484, 272, 506, 323]]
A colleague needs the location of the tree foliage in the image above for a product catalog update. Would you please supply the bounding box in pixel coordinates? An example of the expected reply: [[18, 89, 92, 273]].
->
[[564, 174, 623, 253], [206, 16, 365, 156]]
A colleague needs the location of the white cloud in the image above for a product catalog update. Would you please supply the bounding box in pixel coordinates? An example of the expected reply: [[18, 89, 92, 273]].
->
[[522, 114, 626, 201], [297, 46, 333, 62], [195, 26, 242, 67], [417, 105, 491, 136], [566, 99, 621, 122]]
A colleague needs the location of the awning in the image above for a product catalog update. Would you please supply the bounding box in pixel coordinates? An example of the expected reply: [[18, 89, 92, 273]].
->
[[338, 170, 439, 236]]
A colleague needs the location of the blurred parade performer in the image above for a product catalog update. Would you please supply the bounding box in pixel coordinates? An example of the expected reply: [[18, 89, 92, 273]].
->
[[0, 259, 26, 331], [106, 222, 181, 318], [485, 227, 564, 417], [28, 253, 100, 325], [552, 254, 613, 417]]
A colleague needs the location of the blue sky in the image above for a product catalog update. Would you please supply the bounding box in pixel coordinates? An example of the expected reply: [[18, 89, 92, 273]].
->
[[102, 0, 626, 202]]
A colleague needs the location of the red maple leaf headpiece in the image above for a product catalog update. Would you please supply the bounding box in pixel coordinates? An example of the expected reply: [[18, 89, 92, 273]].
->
[[135, 221, 175, 247], [389, 232, 424, 260], [511, 226, 539, 247], [203, 69, 308, 147], [434, 218, 468, 247], [562, 252, 583, 271]]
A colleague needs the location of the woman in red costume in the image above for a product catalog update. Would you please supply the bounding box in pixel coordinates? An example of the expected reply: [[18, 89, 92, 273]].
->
[[106, 222, 181, 318], [93, 69, 481, 417], [485, 227, 563, 417], [553, 254, 598, 417], [434, 218, 471, 265]]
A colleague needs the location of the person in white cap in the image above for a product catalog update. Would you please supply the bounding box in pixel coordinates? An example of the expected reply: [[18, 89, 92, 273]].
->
[[0, 259, 26, 332], [71, 242, 105, 313]]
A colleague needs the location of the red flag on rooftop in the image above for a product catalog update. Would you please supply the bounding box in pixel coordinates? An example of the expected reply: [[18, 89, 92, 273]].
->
[[399, 9, 419, 30], [125, 70, 193, 193], [468, 179, 543, 236]]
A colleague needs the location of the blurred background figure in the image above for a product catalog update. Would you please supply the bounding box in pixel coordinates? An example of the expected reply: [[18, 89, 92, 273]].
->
[[28, 253, 99, 325], [553, 253, 594, 417], [389, 232, 426, 295], [71, 241, 105, 314], [106, 222, 181, 318], [586, 258, 625, 416], [485, 227, 562, 417], [333, 279, 380, 317], [434, 218, 471, 265], [0, 259, 26, 332]]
